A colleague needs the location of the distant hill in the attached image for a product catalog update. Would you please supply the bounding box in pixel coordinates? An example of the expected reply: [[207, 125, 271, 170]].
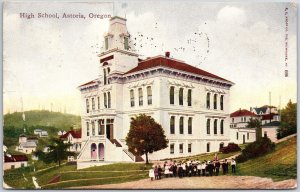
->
[[3, 110, 81, 147], [4, 110, 81, 130]]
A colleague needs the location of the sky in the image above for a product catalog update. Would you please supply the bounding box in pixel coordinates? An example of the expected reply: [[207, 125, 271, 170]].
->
[[3, 1, 297, 115]]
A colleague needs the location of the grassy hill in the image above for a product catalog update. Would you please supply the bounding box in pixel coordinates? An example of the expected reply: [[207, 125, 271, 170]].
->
[[3, 110, 81, 147], [234, 135, 297, 181]]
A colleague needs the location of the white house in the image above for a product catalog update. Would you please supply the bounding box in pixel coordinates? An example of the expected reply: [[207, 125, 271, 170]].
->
[[76, 16, 234, 169], [229, 109, 258, 144], [34, 129, 48, 137], [4, 154, 28, 170], [262, 121, 279, 142], [16, 135, 38, 154], [60, 129, 82, 153], [58, 130, 67, 136], [251, 105, 280, 125]]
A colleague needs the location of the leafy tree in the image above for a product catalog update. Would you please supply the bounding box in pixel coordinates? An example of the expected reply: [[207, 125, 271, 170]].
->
[[44, 137, 74, 166], [277, 100, 297, 139], [247, 118, 262, 141], [126, 114, 168, 164]]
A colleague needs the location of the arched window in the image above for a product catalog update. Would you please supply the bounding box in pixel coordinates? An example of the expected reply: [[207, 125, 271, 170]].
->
[[86, 122, 90, 136], [86, 98, 89, 113], [214, 119, 218, 134], [170, 86, 175, 105], [130, 90, 135, 107], [220, 95, 224, 110], [138, 88, 143, 106], [206, 93, 210, 109], [104, 93, 107, 108], [170, 116, 175, 134], [188, 117, 192, 134], [179, 88, 183, 105], [107, 92, 111, 108], [103, 69, 107, 85], [92, 98, 95, 110], [187, 89, 192, 106], [207, 142, 210, 152], [147, 86, 152, 105], [92, 121, 95, 136], [207, 119, 211, 134], [220, 120, 224, 135], [179, 117, 184, 134], [214, 94, 217, 109]]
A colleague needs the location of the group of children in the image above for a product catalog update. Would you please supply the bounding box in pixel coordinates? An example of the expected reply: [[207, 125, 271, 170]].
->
[[149, 154, 237, 180]]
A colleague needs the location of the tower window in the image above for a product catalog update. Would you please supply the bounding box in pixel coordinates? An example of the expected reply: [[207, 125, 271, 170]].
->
[[103, 69, 107, 85], [124, 37, 129, 50], [97, 97, 100, 109], [107, 92, 111, 108], [86, 98, 89, 113], [104, 93, 107, 108]]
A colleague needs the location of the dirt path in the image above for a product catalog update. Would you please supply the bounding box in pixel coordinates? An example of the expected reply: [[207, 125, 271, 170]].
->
[[70, 176, 296, 189]]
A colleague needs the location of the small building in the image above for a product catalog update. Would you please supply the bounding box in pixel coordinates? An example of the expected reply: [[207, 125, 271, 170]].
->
[[4, 154, 28, 170], [262, 121, 279, 142], [58, 130, 67, 136], [251, 105, 280, 125], [43, 147, 50, 153], [60, 129, 82, 153], [229, 109, 258, 144], [17, 141, 37, 154], [34, 129, 48, 137], [40, 131, 48, 137]]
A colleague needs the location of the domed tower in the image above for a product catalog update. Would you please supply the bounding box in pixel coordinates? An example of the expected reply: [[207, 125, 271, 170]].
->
[[98, 16, 138, 85]]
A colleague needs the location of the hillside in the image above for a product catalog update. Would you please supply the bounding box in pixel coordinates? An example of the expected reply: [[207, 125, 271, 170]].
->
[[3, 110, 81, 147], [235, 135, 297, 181]]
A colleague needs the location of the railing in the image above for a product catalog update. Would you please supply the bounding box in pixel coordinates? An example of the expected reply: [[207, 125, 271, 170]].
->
[[123, 149, 136, 162], [77, 137, 91, 160]]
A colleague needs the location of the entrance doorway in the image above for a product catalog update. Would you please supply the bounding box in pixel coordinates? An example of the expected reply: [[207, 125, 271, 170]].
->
[[106, 119, 114, 140], [91, 143, 97, 160]]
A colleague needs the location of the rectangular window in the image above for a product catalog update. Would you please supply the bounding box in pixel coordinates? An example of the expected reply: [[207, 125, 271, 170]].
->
[[92, 121, 95, 136], [130, 90, 135, 107], [188, 143, 192, 153], [105, 37, 108, 50], [97, 97, 100, 109], [220, 95, 224, 110], [138, 88, 143, 106], [179, 144, 183, 153], [179, 88, 183, 105], [147, 86, 152, 105], [188, 117, 192, 134], [86, 122, 90, 136], [11, 165, 15, 169], [236, 132, 239, 140], [107, 92, 111, 108], [92, 98, 95, 110], [104, 93, 107, 108], [214, 94, 217, 109], [247, 132, 249, 140], [86, 99, 89, 113], [180, 117, 184, 134], [124, 37, 129, 50], [21, 163, 24, 167], [206, 93, 210, 109], [170, 116, 175, 134], [170, 144, 174, 154], [187, 89, 192, 106], [264, 131, 267, 137], [170, 87, 174, 105], [98, 119, 105, 135]]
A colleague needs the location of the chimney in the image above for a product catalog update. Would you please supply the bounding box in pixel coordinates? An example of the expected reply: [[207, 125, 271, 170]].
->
[[165, 51, 170, 58]]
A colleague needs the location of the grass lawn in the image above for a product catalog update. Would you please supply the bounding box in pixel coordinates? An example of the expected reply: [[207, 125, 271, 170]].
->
[[3, 166, 35, 189], [232, 136, 297, 181]]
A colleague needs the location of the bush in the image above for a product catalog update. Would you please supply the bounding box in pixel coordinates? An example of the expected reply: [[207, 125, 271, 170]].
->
[[236, 137, 275, 163], [219, 143, 241, 154]]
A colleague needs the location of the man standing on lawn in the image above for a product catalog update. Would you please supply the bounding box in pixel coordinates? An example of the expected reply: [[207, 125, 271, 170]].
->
[[231, 158, 236, 173]]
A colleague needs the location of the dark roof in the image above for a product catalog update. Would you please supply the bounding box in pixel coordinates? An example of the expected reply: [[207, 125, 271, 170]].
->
[[78, 79, 98, 88], [253, 105, 276, 115], [125, 56, 232, 83], [262, 121, 280, 127], [230, 109, 257, 117], [5, 155, 28, 162], [60, 129, 82, 139]]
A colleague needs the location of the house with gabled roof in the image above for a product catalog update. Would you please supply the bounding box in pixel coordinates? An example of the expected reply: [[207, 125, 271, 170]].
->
[[4, 154, 28, 170], [60, 129, 82, 153]]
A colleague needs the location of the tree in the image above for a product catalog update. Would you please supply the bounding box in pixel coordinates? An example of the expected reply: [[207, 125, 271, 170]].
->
[[45, 137, 74, 166], [277, 100, 297, 139], [126, 114, 168, 164], [247, 118, 262, 141]]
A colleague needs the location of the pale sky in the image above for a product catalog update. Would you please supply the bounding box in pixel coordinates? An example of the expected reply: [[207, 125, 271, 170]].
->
[[3, 1, 297, 115]]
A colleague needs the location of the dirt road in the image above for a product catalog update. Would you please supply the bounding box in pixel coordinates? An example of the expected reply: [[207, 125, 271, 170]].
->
[[71, 176, 296, 189]]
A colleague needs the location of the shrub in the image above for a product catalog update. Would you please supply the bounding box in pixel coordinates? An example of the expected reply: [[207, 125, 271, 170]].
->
[[219, 143, 241, 154], [236, 137, 275, 163]]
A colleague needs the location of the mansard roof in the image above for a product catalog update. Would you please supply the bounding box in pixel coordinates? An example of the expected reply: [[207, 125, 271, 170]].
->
[[125, 56, 232, 83], [230, 109, 257, 117]]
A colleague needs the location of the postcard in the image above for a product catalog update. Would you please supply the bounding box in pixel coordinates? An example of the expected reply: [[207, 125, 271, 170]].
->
[[2, 1, 297, 189]]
